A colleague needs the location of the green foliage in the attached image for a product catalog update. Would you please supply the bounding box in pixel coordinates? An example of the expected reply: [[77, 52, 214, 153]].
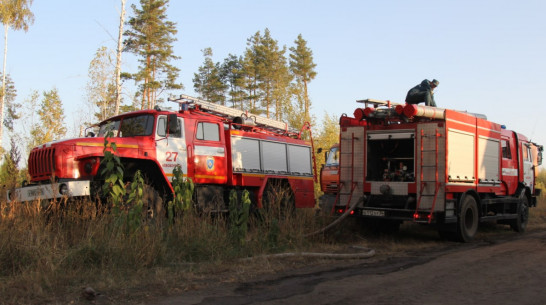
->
[[289, 34, 317, 123], [266, 218, 280, 250], [537, 168, 546, 199], [0, 138, 21, 191], [193, 47, 228, 105], [0, 0, 35, 32], [86, 46, 118, 122], [125, 170, 144, 230], [100, 131, 125, 209], [245, 29, 293, 120], [312, 112, 340, 194], [168, 165, 194, 225], [0, 0, 34, 151], [124, 0, 182, 110], [228, 189, 251, 246], [0, 73, 19, 131], [220, 54, 246, 109], [28, 88, 67, 147]]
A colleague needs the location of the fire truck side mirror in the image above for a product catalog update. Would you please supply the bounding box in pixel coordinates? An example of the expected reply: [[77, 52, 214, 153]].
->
[[167, 114, 178, 135]]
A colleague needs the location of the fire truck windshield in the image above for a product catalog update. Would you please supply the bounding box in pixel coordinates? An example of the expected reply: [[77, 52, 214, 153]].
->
[[98, 114, 154, 137], [325, 146, 339, 166]]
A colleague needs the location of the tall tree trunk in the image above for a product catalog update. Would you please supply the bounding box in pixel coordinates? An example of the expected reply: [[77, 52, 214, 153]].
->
[[0, 24, 8, 150], [114, 0, 126, 116], [303, 79, 309, 122]]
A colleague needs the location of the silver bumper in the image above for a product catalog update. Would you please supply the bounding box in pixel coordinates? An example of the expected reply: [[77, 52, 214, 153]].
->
[[7, 180, 91, 202]]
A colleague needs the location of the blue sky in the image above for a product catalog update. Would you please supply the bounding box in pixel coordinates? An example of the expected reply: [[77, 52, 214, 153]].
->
[[3, 0, 545, 167]]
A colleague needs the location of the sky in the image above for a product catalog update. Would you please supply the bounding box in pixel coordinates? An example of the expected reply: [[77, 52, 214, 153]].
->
[[3, 0, 546, 167]]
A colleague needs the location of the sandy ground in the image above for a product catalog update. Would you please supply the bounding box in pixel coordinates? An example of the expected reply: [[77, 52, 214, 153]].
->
[[155, 230, 546, 305]]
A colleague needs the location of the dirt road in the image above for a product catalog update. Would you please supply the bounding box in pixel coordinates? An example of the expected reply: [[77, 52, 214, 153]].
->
[[157, 230, 546, 305]]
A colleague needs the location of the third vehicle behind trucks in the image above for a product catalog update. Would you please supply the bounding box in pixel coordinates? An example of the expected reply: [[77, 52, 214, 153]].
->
[[318, 143, 339, 213], [331, 99, 543, 242]]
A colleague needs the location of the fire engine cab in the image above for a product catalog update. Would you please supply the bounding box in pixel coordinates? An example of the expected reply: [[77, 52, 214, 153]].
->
[[334, 99, 543, 242]]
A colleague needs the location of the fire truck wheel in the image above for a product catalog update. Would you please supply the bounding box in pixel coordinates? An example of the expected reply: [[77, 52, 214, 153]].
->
[[510, 191, 529, 233], [142, 184, 163, 219], [262, 181, 295, 218], [457, 195, 479, 242]]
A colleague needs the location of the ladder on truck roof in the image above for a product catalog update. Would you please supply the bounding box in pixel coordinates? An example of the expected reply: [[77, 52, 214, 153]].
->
[[168, 94, 299, 135], [356, 98, 402, 108]]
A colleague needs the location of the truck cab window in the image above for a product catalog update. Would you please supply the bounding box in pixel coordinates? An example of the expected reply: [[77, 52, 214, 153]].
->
[[119, 115, 154, 137], [98, 120, 120, 137], [196, 122, 220, 141], [525, 145, 532, 162], [501, 140, 511, 159], [157, 117, 183, 138]]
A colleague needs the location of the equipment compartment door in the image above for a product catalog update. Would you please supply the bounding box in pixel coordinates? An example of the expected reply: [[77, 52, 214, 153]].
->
[[156, 116, 188, 180]]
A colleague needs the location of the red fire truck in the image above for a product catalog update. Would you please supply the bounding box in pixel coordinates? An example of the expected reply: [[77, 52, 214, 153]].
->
[[333, 99, 543, 241], [8, 95, 316, 212]]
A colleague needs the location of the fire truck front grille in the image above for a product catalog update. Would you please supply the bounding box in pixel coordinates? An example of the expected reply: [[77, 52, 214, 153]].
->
[[325, 183, 338, 192], [29, 147, 56, 181]]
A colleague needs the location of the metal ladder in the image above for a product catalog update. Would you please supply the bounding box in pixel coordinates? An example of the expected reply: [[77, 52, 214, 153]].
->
[[336, 131, 362, 214], [168, 94, 299, 134], [414, 128, 442, 223]]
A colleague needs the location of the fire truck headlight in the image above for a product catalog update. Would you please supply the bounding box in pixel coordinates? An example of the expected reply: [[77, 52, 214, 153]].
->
[[59, 184, 68, 195]]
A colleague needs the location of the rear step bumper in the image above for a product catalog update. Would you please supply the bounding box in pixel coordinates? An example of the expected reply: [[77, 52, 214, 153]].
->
[[333, 205, 456, 224]]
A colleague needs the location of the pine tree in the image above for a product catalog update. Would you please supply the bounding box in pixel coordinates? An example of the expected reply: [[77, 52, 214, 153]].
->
[[289, 34, 316, 123], [0, 73, 18, 132], [193, 48, 227, 105], [242, 29, 292, 119], [0, 0, 34, 150], [220, 54, 246, 109], [124, 0, 182, 110], [28, 88, 66, 149], [242, 32, 262, 114]]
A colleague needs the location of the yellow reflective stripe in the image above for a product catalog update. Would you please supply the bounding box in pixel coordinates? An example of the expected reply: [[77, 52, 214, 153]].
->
[[165, 173, 188, 177], [76, 142, 139, 149], [195, 174, 225, 180]]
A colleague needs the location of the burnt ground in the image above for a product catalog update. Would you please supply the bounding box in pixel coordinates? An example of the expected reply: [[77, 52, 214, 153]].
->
[[154, 229, 546, 305]]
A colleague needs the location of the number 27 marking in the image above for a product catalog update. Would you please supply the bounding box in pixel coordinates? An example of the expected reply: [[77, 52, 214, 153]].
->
[[166, 152, 178, 162]]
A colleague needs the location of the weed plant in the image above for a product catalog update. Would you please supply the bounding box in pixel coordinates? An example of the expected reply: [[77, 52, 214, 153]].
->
[[0, 191, 335, 304]]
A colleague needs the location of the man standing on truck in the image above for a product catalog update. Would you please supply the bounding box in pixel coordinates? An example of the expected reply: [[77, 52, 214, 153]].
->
[[405, 79, 439, 107]]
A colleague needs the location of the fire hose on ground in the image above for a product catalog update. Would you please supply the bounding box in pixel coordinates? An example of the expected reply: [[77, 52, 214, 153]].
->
[[243, 197, 375, 260]]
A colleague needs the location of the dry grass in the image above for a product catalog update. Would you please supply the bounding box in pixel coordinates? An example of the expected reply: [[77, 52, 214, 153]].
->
[[0, 198, 335, 304], [528, 197, 546, 230], [1, 196, 545, 304]]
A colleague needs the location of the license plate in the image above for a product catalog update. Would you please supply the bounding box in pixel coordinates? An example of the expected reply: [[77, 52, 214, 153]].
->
[[361, 209, 385, 217]]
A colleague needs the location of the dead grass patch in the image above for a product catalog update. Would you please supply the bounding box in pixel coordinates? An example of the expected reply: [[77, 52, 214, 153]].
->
[[1, 196, 545, 304]]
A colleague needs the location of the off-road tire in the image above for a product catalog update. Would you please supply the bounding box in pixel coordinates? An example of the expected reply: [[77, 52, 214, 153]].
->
[[456, 195, 479, 242], [510, 190, 529, 233]]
